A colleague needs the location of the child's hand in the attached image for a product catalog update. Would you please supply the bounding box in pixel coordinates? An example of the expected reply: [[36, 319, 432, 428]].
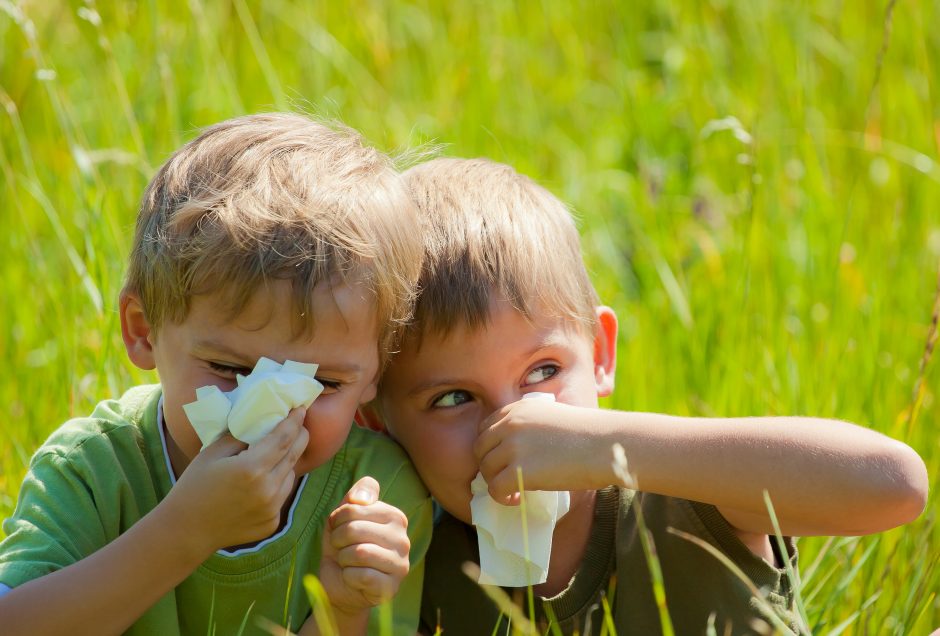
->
[[317, 476, 410, 627], [474, 399, 607, 503], [162, 407, 309, 556]]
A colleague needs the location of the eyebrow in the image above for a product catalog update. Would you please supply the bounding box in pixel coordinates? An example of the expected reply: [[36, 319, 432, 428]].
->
[[193, 339, 363, 375], [405, 337, 570, 398], [192, 339, 253, 364], [407, 378, 467, 399]]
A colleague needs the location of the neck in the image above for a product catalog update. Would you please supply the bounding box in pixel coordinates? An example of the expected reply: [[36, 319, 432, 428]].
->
[[533, 489, 596, 597], [163, 419, 193, 478]]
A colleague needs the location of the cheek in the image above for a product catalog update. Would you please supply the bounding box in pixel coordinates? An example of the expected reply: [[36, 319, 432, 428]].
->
[[404, 422, 479, 522], [297, 399, 355, 469], [162, 400, 203, 460], [556, 367, 602, 407]]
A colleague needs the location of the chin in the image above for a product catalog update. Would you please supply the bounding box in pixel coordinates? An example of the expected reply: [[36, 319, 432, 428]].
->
[[294, 455, 322, 477]]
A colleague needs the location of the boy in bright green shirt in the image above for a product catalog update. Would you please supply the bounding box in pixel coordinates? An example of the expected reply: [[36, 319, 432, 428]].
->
[[0, 113, 432, 635], [368, 157, 928, 635]]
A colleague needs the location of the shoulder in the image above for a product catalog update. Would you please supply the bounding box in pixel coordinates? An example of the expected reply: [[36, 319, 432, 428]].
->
[[28, 385, 163, 477], [0, 386, 165, 588], [618, 491, 798, 598], [340, 425, 428, 503]]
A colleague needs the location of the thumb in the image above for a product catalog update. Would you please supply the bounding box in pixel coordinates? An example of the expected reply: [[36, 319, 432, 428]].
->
[[199, 432, 247, 459], [345, 475, 380, 505]]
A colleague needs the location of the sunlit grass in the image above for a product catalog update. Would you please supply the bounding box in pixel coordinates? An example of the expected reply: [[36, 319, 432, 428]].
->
[[1, 0, 938, 633]]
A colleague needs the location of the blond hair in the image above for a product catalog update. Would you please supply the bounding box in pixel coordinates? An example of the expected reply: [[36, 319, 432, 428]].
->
[[124, 112, 422, 361], [403, 157, 598, 339]]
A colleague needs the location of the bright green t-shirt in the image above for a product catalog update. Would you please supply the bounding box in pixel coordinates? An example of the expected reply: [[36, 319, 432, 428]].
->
[[0, 385, 432, 635]]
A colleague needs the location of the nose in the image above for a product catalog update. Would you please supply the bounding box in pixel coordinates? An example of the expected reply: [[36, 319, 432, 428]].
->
[[483, 388, 523, 415]]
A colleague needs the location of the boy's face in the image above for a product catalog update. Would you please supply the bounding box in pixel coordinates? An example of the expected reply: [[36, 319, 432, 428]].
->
[[122, 279, 380, 476], [376, 298, 617, 523]]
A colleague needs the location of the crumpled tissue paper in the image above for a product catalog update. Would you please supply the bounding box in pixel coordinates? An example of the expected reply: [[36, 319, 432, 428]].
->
[[470, 392, 571, 587], [182, 357, 323, 447]]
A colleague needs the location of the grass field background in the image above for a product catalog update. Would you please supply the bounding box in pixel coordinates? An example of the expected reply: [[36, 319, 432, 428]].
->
[[1, 0, 938, 633]]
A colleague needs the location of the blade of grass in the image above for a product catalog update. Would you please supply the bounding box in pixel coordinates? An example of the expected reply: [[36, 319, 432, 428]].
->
[[667, 527, 797, 636], [762, 490, 809, 628], [631, 495, 675, 636], [302, 574, 338, 636], [461, 561, 537, 636], [515, 466, 537, 627]]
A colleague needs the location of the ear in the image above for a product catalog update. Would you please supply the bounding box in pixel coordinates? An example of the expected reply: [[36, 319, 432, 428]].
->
[[120, 291, 157, 371], [355, 401, 386, 434], [593, 306, 618, 397]]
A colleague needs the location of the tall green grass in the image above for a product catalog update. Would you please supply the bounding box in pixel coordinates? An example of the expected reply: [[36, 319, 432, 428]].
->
[[1, 0, 937, 633]]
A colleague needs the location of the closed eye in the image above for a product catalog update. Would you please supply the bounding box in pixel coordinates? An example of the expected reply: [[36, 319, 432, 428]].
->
[[316, 377, 342, 394], [207, 361, 252, 378]]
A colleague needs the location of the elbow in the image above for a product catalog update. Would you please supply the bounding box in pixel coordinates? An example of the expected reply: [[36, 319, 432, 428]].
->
[[876, 441, 929, 529]]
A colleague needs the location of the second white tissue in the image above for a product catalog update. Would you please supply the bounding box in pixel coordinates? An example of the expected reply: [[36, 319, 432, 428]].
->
[[470, 392, 570, 587]]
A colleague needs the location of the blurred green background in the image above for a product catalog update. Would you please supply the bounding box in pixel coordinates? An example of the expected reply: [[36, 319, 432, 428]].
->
[[1, 0, 938, 633]]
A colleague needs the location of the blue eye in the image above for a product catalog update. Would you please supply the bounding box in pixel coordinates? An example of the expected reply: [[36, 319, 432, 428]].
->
[[431, 390, 472, 408], [524, 365, 558, 385]]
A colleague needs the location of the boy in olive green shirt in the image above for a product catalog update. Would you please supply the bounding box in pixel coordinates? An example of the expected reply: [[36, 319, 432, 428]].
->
[[0, 113, 432, 635], [367, 157, 928, 635]]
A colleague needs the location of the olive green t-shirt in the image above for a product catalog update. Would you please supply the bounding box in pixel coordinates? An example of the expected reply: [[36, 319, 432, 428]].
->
[[421, 487, 800, 635], [0, 385, 432, 635]]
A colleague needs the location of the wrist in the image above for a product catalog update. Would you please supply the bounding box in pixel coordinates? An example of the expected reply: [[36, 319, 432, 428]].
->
[[154, 491, 217, 565], [330, 605, 370, 634]]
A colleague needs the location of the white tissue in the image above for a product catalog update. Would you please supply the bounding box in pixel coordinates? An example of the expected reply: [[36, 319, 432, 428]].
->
[[182, 357, 323, 447], [470, 392, 570, 587]]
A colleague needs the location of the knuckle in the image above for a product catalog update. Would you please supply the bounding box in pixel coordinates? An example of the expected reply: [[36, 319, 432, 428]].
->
[[260, 481, 278, 503], [351, 542, 373, 563], [342, 567, 365, 589], [395, 560, 410, 579], [275, 432, 292, 453]]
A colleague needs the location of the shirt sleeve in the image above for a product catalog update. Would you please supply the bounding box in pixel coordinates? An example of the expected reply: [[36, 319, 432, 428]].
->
[[367, 463, 433, 635], [0, 452, 109, 588]]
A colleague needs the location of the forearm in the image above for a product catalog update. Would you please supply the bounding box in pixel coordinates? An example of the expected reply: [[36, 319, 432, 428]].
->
[[590, 411, 928, 536], [0, 499, 211, 635]]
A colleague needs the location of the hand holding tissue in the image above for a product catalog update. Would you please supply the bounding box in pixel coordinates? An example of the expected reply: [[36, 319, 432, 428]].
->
[[470, 392, 571, 587], [182, 357, 323, 447]]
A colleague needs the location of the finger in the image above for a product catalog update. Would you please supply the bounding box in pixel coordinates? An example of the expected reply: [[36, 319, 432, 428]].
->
[[241, 407, 306, 466], [477, 445, 510, 486], [473, 424, 502, 462], [270, 425, 309, 483], [335, 542, 410, 576], [330, 501, 408, 531], [330, 518, 411, 557], [274, 468, 297, 508], [341, 567, 399, 604], [476, 405, 509, 436], [487, 466, 523, 505], [199, 432, 249, 459], [343, 475, 380, 506]]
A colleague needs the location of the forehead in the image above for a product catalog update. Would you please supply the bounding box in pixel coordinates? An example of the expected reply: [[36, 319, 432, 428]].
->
[[186, 278, 374, 330], [398, 300, 592, 369], [176, 280, 379, 360]]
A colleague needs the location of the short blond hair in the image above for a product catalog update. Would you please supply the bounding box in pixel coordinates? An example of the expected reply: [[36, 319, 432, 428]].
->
[[403, 157, 598, 339], [124, 112, 422, 361]]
